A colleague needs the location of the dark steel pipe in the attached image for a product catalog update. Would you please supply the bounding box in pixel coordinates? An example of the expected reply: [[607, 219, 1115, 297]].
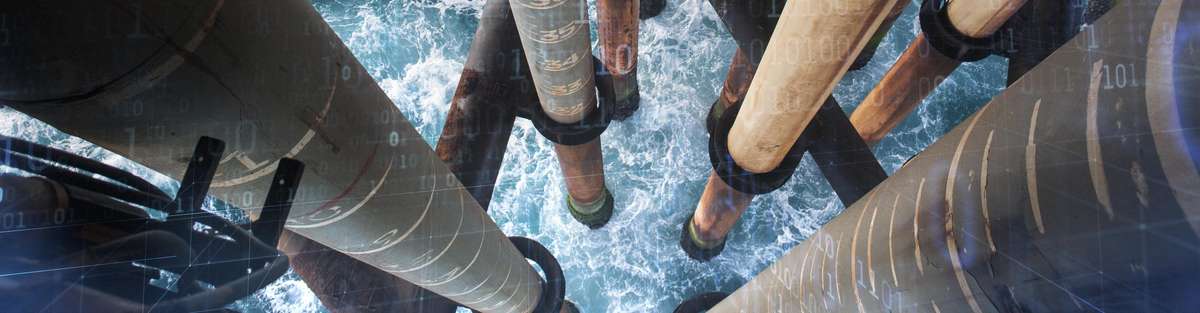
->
[[436, 0, 530, 211]]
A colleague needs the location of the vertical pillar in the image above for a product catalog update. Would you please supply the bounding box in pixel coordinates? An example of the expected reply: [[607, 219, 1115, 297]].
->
[[707, 49, 755, 131], [437, 0, 532, 211], [1, 1, 553, 312], [689, 0, 782, 255], [509, 0, 614, 228], [687, 172, 755, 255], [686, 0, 897, 260], [598, 0, 642, 120], [849, 0, 1027, 144], [708, 1, 1200, 311], [725, 0, 901, 173]]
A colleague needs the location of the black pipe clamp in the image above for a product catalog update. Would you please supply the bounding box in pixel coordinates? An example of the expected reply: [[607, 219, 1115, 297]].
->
[[528, 56, 618, 146], [509, 236, 566, 313], [707, 101, 811, 196], [919, 0, 998, 62]]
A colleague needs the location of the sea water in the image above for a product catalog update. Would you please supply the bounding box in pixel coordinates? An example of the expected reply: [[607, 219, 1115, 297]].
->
[[0, 0, 1007, 312]]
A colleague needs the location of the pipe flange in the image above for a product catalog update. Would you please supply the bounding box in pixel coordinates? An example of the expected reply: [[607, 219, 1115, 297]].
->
[[567, 187, 614, 229], [509, 236, 565, 313], [919, 0, 997, 62], [529, 56, 617, 146], [679, 214, 726, 261], [707, 101, 810, 195]]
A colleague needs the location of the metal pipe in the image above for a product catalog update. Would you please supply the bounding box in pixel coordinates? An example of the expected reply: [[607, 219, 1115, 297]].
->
[[725, 0, 901, 173], [689, 172, 755, 248], [509, 0, 613, 229], [554, 138, 611, 227], [708, 1, 1200, 310], [708, 49, 755, 131], [849, 33, 959, 144], [687, 0, 891, 260], [0, 1, 547, 312], [849, 0, 1027, 144], [598, 0, 642, 120], [285, 1, 530, 309], [688, 0, 777, 253], [690, 0, 780, 253], [437, 0, 531, 211]]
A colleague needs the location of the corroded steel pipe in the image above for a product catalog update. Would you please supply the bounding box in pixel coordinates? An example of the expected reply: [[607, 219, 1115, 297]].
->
[[709, 1, 1200, 311], [691, 0, 775, 248], [598, 0, 641, 120], [0, 1, 547, 312], [849, 0, 1027, 144], [554, 138, 611, 228], [690, 172, 755, 248], [708, 49, 755, 129], [849, 34, 959, 144], [437, 0, 533, 211], [690, 50, 758, 259], [692, 0, 783, 252]]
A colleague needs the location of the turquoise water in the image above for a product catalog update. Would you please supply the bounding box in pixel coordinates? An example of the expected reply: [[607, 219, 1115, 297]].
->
[[0, 0, 1007, 312]]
